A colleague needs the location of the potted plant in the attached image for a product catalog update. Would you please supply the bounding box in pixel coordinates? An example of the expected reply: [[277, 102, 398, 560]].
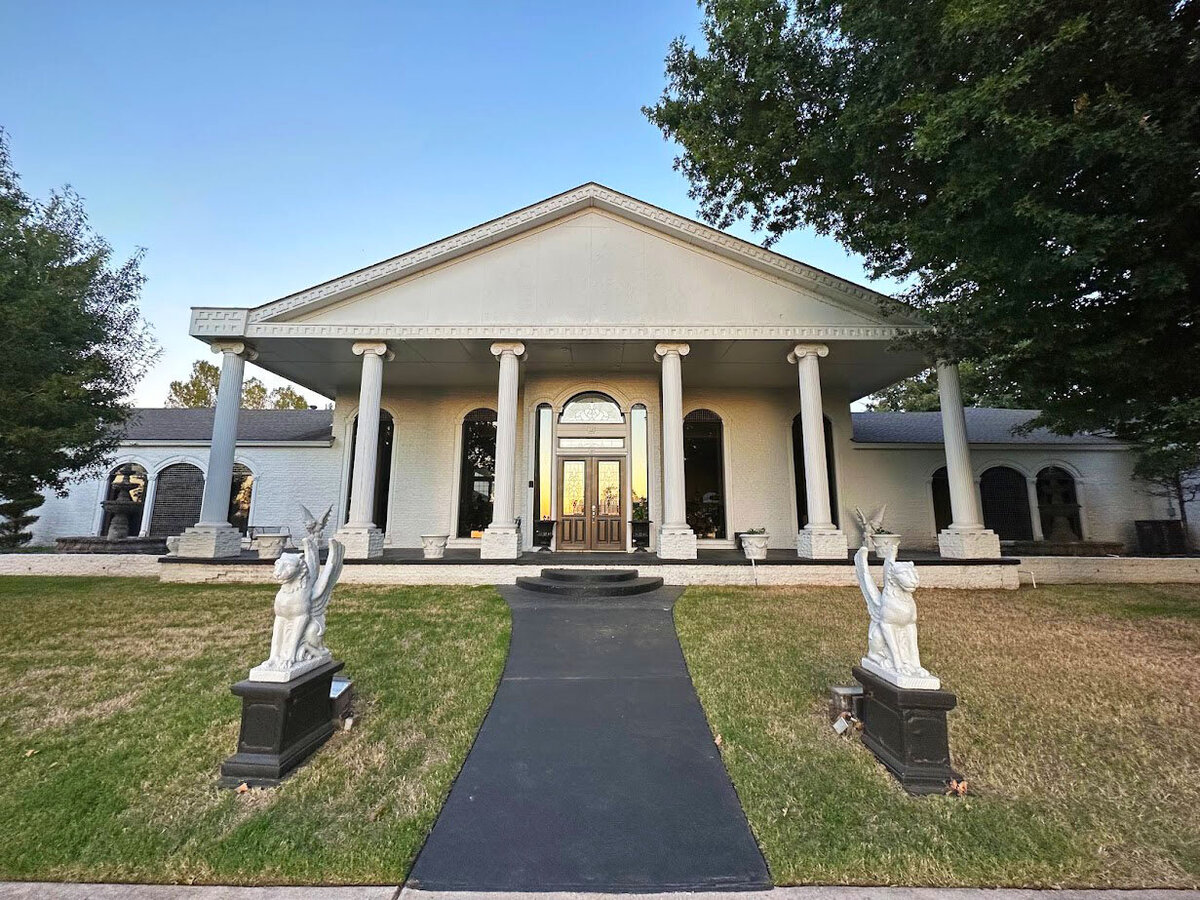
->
[[854, 505, 901, 558], [420, 533, 449, 559], [740, 527, 769, 560], [630, 500, 651, 551], [533, 518, 555, 551]]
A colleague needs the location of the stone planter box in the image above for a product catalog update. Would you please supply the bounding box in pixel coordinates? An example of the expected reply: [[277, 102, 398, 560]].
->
[[740, 532, 770, 560], [420, 534, 450, 559]]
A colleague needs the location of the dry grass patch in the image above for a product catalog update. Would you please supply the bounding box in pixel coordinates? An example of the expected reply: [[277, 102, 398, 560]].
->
[[0, 576, 509, 885], [676, 582, 1200, 888]]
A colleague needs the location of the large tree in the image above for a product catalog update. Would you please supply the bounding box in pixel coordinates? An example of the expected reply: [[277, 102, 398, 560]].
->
[[646, 0, 1200, 448], [166, 359, 310, 410], [866, 361, 1023, 412], [0, 132, 156, 527]]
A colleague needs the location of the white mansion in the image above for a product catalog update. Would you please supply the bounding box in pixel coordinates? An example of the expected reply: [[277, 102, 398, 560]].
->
[[30, 185, 1177, 559]]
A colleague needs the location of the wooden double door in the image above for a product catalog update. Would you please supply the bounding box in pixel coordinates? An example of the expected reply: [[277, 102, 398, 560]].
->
[[557, 456, 625, 551]]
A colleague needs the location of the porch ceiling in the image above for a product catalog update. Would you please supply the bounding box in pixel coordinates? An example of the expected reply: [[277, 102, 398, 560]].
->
[[244, 337, 928, 402]]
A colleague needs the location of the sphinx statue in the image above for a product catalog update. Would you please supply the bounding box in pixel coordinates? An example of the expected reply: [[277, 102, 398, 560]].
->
[[853, 531, 939, 690], [249, 505, 345, 683]]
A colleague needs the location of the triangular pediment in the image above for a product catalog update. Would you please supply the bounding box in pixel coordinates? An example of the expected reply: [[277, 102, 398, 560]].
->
[[244, 184, 923, 335]]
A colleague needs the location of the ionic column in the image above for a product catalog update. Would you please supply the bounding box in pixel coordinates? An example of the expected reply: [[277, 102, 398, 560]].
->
[[336, 341, 394, 559], [655, 342, 697, 559], [1026, 476, 1045, 542], [935, 360, 1000, 558], [480, 341, 525, 559], [789, 344, 847, 559], [177, 341, 256, 558]]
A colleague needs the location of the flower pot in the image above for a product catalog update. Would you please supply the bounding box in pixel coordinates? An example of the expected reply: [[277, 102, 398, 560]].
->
[[871, 533, 902, 559], [420, 534, 449, 559], [533, 519, 556, 551], [630, 520, 652, 551], [740, 532, 770, 560], [253, 533, 288, 560]]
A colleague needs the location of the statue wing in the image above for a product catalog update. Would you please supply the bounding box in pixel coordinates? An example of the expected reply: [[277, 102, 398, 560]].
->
[[311, 538, 345, 617], [854, 545, 882, 618]]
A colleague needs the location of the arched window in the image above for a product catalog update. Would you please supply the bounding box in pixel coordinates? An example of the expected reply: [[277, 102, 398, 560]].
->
[[345, 411, 394, 530], [560, 391, 624, 424], [931, 467, 952, 533], [457, 408, 497, 538], [229, 463, 254, 534], [1037, 466, 1082, 541], [792, 414, 839, 528], [980, 465, 1033, 540], [100, 463, 147, 537], [149, 463, 204, 537], [683, 409, 726, 539]]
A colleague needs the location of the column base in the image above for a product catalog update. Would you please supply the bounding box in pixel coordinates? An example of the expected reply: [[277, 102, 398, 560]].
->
[[176, 523, 243, 558], [335, 526, 384, 559], [938, 528, 1001, 559], [796, 528, 848, 559], [480, 526, 521, 559], [657, 526, 697, 560]]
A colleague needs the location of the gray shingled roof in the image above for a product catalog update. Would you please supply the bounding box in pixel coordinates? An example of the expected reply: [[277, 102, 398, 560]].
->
[[851, 408, 1117, 445], [120, 408, 334, 443]]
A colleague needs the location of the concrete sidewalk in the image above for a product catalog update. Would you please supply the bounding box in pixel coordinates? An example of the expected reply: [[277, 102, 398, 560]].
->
[[1, 885, 1196, 899]]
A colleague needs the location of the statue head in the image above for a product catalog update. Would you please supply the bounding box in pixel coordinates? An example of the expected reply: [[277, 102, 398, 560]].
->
[[273, 551, 305, 584], [885, 559, 919, 592]]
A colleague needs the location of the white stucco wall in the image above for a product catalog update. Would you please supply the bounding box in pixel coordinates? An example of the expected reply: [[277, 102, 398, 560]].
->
[[28, 442, 344, 546]]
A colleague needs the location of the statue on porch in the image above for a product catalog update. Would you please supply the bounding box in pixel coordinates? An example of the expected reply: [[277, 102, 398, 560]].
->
[[853, 533, 939, 690], [249, 505, 345, 683]]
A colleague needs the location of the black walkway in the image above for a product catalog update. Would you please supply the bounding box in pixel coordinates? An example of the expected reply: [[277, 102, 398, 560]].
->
[[407, 576, 771, 892]]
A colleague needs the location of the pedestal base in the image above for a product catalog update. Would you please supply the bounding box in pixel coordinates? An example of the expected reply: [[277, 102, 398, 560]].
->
[[938, 528, 1001, 559], [335, 525, 384, 559], [220, 659, 344, 787], [853, 665, 961, 795], [177, 523, 243, 558], [657, 526, 697, 559], [796, 528, 848, 559], [480, 526, 521, 559]]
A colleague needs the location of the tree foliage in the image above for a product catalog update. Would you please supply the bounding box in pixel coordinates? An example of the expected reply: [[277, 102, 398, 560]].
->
[[166, 359, 310, 410], [646, 0, 1200, 449], [867, 362, 1023, 412], [0, 131, 156, 507], [0, 491, 44, 548]]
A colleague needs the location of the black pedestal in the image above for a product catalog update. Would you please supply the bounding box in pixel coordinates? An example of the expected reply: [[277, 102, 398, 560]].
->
[[852, 665, 961, 795], [220, 658, 344, 787]]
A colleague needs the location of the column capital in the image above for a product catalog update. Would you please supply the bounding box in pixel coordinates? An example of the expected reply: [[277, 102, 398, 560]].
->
[[654, 342, 690, 361], [352, 341, 395, 361], [490, 341, 526, 359], [210, 341, 258, 362], [787, 343, 828, 364]]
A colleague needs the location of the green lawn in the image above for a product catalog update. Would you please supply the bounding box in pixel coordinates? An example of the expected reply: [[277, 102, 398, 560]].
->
[[675, 583, 1200, 888], [0, 576, 510, 885]]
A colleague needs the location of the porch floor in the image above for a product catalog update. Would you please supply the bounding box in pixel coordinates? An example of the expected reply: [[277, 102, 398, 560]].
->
[[162, 547, 1020, 566]]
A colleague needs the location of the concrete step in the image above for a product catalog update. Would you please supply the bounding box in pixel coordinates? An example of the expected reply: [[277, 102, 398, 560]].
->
[[515, 572, 665, 597], [540, 568, 640, 583]]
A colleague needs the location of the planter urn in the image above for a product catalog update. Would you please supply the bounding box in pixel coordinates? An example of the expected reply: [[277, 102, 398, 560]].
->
[[420, 534, 449, 559], [871, 533, 902, 559], [630, 519, 652, 551], [740, 532, 770, 560]]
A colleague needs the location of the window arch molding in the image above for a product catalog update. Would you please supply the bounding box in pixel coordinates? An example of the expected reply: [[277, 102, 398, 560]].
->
[[681, 403, 734, 541], [337, 402, 400, 533], [547, 383, 634, 415]]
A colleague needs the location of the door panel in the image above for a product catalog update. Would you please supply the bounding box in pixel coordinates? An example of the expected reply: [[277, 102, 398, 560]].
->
[[558, 459, 590, 549], [556, 456, 625, 550], [593, 459, 624, 550]]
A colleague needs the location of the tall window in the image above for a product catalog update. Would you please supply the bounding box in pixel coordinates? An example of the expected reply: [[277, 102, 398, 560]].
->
[[100, 464, 147, 536], [931, 467, 952, 533], [791, 414, 839, 528], [980, 465, 1033, 540], [228, 463, 254, 534], [534, 404, 553, 521], [631, 405, 649, 523], [149, 463, 204, 537], [345, 411, 394, 530], [683, 409, 726, 539], [457, 408, 497, 538], [1037, 466, 1082, 541]]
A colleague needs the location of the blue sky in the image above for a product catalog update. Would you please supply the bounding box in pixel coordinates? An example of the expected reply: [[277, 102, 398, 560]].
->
[[2, 1, 889, 405]]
